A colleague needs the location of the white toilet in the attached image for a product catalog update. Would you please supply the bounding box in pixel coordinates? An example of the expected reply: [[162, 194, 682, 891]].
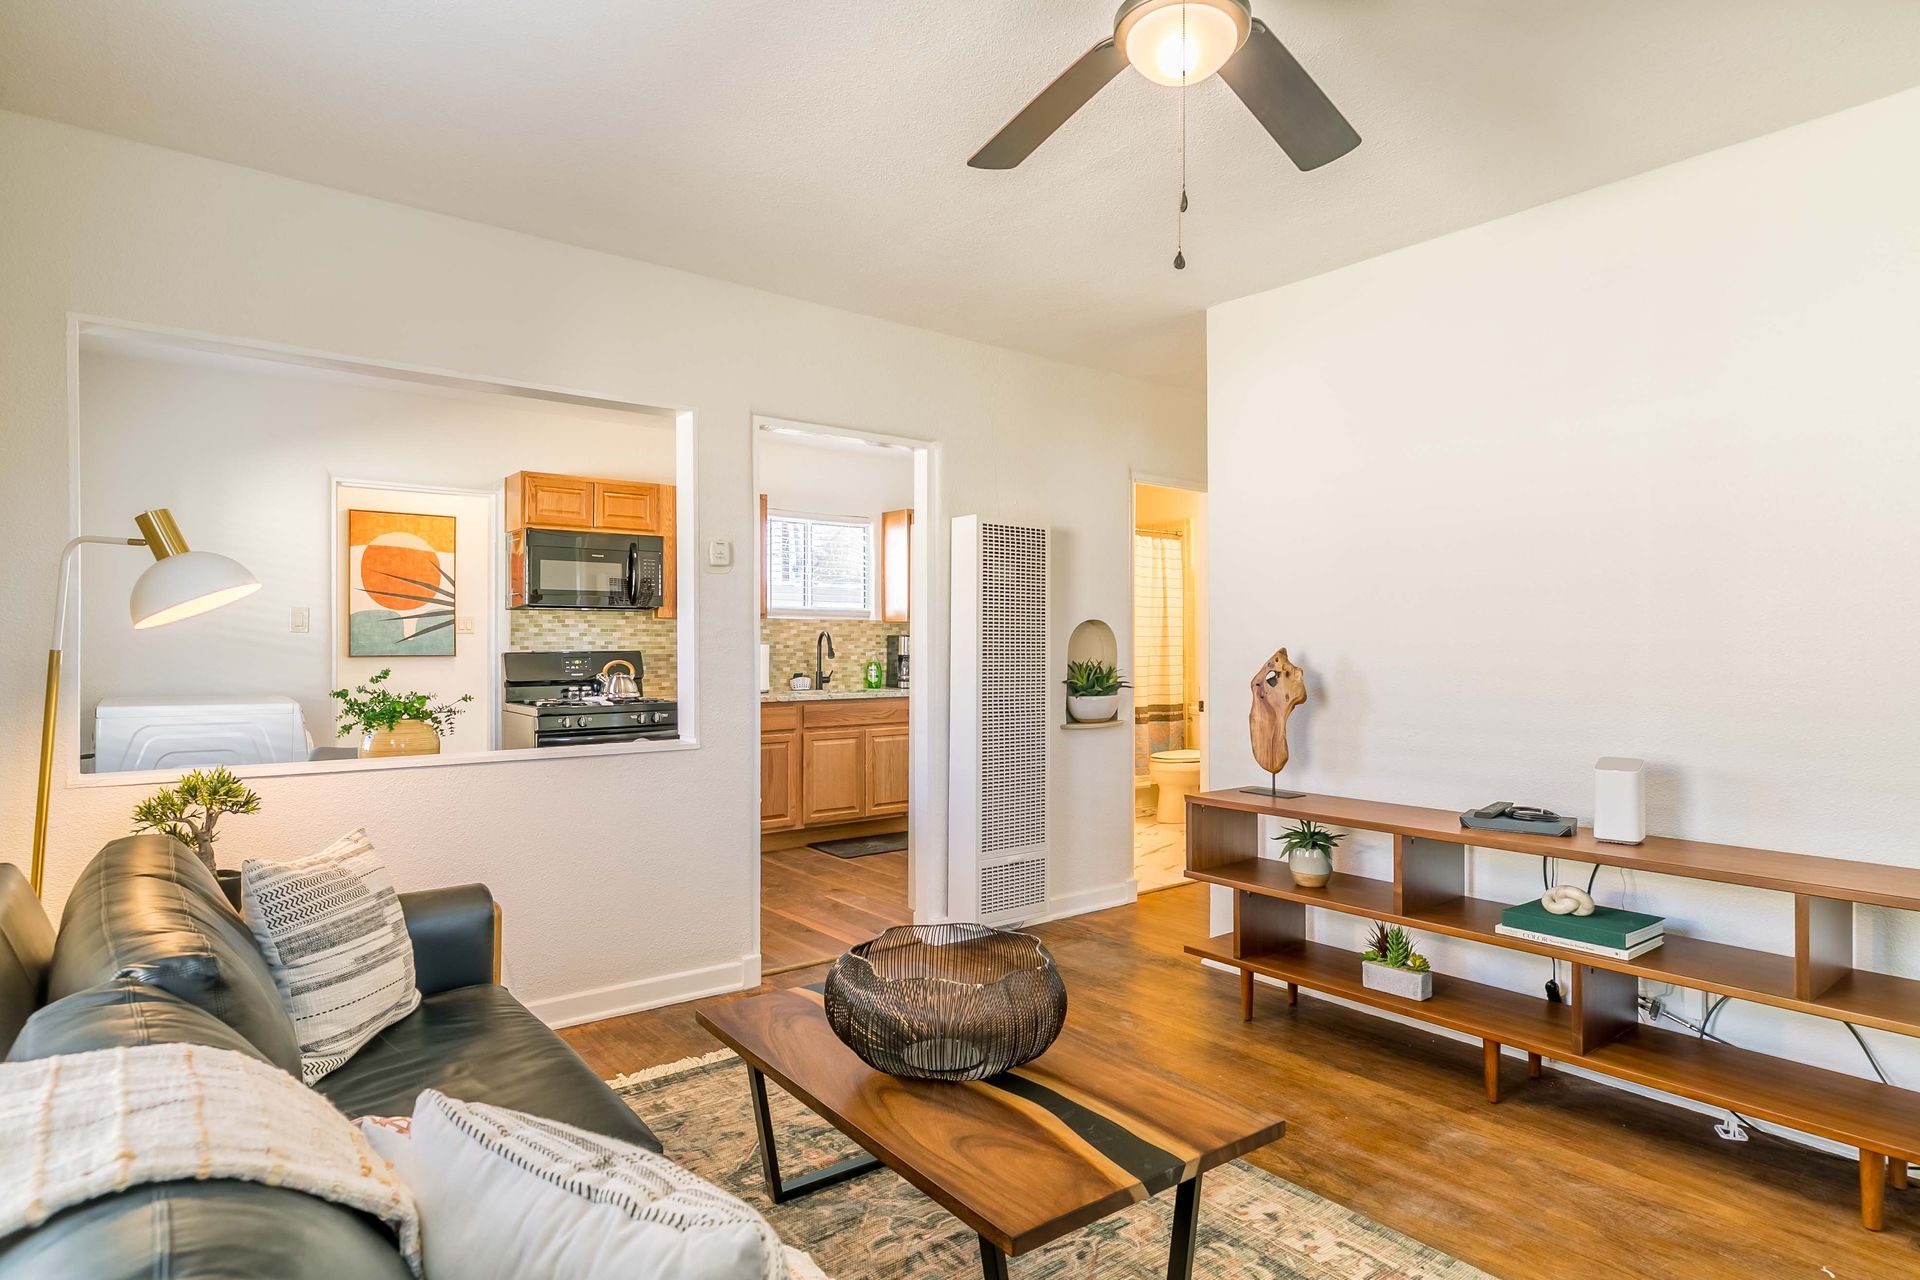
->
[[1149, 748, 1202, 824]]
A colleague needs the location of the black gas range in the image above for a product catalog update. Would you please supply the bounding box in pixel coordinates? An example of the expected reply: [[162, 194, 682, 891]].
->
[[500, 649, 678, 749]]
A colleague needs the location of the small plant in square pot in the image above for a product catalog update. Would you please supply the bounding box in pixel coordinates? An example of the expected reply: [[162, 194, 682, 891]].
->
[[1362, 923, 1434, 1001], [1064, 659, 1128, 724], [1271, 820, 1341, 887]]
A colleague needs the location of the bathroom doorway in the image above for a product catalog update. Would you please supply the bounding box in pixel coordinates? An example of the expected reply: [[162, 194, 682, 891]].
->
[[1132, 480, 1207, 893]]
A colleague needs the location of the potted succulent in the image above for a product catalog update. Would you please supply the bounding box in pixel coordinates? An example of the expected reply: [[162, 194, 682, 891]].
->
[[1064, 659, 1128, 724], [131, 766, 262, 907], [331, 668, 474, 758], [1362, 922, 1434, 1001], [1270, 819, 1341, 887]]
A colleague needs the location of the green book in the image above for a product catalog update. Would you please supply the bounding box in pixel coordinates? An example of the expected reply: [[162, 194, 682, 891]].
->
[[1499, 899, 1665, 949]]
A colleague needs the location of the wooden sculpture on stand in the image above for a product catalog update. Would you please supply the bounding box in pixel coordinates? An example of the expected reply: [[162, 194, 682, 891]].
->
[[1241, 648, 1308, 799]]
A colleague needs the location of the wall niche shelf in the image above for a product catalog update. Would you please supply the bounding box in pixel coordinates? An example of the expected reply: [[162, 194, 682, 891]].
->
[[1184, 788, 1920, 1231], [1060, 719, 1125, 731]]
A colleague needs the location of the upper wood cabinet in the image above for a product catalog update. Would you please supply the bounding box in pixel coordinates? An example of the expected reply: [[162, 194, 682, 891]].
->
[[518, 472, 595, 529], [880, 508, 913, 622], [505, 470, 678, 617], [596, 481, 659, 532], [507, 472, 668, 536]]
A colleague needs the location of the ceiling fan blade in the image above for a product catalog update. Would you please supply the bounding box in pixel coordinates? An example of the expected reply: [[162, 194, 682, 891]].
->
[[1217, 20, 1360, 172], [969, 38, 1130, 170]]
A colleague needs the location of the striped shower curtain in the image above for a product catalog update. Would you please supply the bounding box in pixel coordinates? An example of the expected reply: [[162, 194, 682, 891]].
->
[[1133, 530, 1186, 777]]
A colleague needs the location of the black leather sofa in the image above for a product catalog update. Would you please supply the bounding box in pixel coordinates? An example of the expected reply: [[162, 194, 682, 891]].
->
[[0, 835, 659, 1279]]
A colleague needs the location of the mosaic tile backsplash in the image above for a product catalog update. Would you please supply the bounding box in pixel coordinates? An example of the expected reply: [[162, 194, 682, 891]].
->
[[505, 613, 904, 698], [508, 611, 679, 697], [764, 618, 908, 691]]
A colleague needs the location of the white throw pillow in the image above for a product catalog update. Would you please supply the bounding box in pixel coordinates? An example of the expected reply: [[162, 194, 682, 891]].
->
[[379, 1091, 796, 1280], [241, 829, 421, 1083]]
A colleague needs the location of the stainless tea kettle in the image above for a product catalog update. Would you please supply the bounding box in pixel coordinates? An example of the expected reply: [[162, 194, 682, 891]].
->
[[597, 659, 640, 699]]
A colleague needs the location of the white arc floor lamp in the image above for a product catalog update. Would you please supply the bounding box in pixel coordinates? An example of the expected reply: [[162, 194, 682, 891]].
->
[[31, 508, 260, 896]]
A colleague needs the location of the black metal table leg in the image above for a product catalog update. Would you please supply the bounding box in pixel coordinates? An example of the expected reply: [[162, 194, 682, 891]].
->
[[747, 1064, 882, 1204], [978, 1236, 1011, 1280], [1166, 1172, 1202, 1280]]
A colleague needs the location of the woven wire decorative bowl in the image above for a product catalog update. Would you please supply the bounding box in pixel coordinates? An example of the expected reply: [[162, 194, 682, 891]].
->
[[824, 924, 1067, 1082]]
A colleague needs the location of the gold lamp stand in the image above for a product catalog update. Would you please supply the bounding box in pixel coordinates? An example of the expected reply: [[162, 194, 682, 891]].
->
[[30, 511, 259, 897]]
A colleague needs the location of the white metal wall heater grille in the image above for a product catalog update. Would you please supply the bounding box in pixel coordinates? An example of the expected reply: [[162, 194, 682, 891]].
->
[[976, 522, 1047, 918]]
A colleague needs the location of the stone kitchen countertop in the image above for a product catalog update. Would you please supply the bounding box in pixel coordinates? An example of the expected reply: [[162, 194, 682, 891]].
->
[[762, 688, 908, 703]]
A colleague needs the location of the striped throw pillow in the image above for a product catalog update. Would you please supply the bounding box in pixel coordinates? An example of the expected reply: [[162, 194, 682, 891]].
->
[[241, 830, 420, 1083]]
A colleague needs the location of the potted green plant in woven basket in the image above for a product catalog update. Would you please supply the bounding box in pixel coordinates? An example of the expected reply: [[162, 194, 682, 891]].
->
[[331, 669, 474, 758], [1362, 922, 1434, 1001], [1064, 659, 1128, 724]]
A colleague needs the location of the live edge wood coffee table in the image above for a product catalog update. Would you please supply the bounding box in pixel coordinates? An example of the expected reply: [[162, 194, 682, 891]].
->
[[698, 988, 1285, 1279]]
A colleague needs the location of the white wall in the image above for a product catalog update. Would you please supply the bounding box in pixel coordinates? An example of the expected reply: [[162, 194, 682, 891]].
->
[[1208, 89, 1920, 1133], [0, 110, 1203, 1022], [757, 433, 914, 620], [75, 341, 678, 760]]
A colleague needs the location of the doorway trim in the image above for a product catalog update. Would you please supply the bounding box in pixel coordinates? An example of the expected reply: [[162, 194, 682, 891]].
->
[[749, 416, 942, 981]]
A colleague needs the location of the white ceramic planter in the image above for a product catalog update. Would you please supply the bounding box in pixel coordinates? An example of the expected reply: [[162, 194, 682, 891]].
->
[[1286, 851, 1333, 888], [1066, 694, 1118, 724], [1362, 961, 1433, 1001]]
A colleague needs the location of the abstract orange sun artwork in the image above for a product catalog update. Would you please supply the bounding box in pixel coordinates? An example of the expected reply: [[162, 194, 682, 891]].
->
[[346, 510, 456, 656]]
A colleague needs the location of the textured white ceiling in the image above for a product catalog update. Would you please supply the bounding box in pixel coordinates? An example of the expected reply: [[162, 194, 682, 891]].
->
[[4, 1, 1918, 386]]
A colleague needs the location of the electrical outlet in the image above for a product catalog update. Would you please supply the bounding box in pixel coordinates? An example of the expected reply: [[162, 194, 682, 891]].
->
[[290, 607, 310, 634], [455, 617, 474, 634]]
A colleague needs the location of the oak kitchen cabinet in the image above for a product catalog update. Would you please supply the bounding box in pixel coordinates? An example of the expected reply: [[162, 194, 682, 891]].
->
[[879, 507, 913, 622], [506, 470, 678, 617], [761, 698, 908, 834]]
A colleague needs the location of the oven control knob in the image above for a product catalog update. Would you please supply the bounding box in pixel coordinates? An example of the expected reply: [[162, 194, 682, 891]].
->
[[558, 717, 573, 729]]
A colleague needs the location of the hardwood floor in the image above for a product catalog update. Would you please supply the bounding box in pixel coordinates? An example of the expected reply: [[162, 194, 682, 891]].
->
[[562, 884, 1919, 1277], [758, 845, 908, 974]]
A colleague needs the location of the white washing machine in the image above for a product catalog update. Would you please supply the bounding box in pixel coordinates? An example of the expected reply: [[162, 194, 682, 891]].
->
[[93, 695, 312, 774]]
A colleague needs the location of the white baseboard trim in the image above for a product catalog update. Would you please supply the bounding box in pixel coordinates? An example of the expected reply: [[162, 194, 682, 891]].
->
[[1036, 878, 1138, 924], [527, 955, 756, 1029]]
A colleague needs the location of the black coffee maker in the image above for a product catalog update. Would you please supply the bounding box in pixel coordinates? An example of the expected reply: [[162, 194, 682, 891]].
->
[[886, 634, 910, 688]]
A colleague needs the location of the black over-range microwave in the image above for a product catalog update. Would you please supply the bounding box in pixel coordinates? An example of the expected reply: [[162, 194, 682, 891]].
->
[[509, 528, 665, 610]]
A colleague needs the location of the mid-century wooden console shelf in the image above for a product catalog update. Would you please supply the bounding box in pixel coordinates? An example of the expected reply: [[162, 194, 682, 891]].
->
[[1182, 789, 1920, 1231]]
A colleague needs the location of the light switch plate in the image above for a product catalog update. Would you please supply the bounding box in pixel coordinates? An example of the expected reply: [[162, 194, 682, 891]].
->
[[706, 539, 733, 569], [290, 607, 310, 634], [455, 617, 475, 634]]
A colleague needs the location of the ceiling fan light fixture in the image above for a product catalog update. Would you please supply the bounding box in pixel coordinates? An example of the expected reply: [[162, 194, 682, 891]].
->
[[1116, 0, 1250, 88]]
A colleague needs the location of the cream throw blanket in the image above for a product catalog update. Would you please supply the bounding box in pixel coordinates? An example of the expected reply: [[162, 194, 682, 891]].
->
[[0, 1043, 419, 1273]]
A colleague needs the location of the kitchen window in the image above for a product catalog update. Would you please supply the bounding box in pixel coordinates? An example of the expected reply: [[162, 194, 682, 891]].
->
[[767, 511, 872, 617]]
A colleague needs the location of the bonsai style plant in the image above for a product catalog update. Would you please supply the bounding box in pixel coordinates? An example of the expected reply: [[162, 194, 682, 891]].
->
[[1064, 659, 1129, 724], [1270, 819, 1341, 887], [331, 668, 474, 759], [1361, 922, 1434, 1001], [131, 766, 262, 879]]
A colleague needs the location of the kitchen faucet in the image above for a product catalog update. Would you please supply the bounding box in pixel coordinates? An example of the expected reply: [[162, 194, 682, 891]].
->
[[816, 630, 835, 690]]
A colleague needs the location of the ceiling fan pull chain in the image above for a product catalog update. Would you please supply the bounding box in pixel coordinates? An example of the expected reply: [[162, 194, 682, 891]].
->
[[1174, 4, 1188, 270]]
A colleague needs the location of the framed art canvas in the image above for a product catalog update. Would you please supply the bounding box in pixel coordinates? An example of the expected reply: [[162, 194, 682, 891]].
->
[[346, 509, 456, 656]]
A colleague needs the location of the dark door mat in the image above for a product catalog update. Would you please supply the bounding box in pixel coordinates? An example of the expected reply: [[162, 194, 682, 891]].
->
[[808, 832, 908, 859]]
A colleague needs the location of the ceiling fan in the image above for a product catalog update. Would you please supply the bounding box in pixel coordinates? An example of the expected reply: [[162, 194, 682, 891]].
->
[[969, 0, 1359, 172]]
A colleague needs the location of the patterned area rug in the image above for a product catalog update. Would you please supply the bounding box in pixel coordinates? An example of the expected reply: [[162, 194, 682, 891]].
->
[[613, 1050, 1491, 1280]]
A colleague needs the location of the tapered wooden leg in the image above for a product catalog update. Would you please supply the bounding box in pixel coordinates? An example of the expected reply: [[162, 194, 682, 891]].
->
[[1892, 1160, 1909, 1191], [1862, 1152, 1888, 1230], [1240, 969, 1254, 1021], [1483, 1041, 1502, 1103], [1287, 982, 1299, 1006], [1527, 1052, 1543, 1079]]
